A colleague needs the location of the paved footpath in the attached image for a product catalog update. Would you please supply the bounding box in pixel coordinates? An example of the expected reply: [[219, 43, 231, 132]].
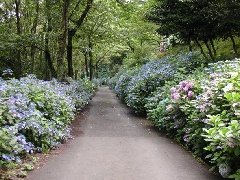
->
[[27, 86, 222, 180]]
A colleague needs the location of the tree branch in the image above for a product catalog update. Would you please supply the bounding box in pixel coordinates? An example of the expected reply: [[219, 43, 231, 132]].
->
[[69, 0, 81, 20], [70, 0, 93, 35]]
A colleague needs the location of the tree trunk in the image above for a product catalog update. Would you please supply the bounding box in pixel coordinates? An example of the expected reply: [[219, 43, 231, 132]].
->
[[209, 38, 216, 60], [67, 30, 74, 77], [89, 38, 94, 81], [30, 0, 39, 74], [188, 38, 192, 52], [67, 0, 93, 78], [194, 39, 207, 59], [57, 0, 69, 81], [84, 52, 89, 77], [74, 70, 78, 80], [45, 54, 51, 80], [45, 0, 57, 79], [95, 64, 98, 78], [230, 34, 237, 54], [44, 41, 56, 79], [15, 0, 22, 78], [204, 40, 214, 61], [127, 40, 135, 53]]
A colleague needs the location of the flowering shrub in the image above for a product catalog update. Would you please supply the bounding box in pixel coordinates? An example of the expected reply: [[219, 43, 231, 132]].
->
[[200, 69, 240, 178], [124, 51, 205, 114], [145, 81, 175, 127], [65, 78, 96, 110], [145, 59, 240, 178], [115, 68, 139, 101], [112, 54, 240, 178], [0, 75, 95, 167], [108, 68, 127, 90]]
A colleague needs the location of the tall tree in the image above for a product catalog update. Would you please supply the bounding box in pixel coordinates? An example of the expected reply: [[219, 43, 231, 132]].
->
[[57, 0, 69, 81], [44, 0, 57, 78], [15, 0, 22, 78], [30, 0, 40, 74], [146, 0, 240, 60], [67, 0, 93, 78]]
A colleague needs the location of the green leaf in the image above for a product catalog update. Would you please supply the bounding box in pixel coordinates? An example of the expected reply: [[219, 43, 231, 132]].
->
[[205, 154, 212, 159], [234, 147, 240, 156]]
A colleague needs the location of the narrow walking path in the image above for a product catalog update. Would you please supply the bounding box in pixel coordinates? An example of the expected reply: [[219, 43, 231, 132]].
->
[[27, 86, 221, 180]]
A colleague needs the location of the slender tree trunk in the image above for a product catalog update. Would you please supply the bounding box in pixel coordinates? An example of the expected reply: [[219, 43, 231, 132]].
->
[[189, 44, 192, 52], [188, 38, 192, 52], [74, 70, 78, 79], [230, 34, 237, 54], [45, 54, 51, 80], [88, 38, 94, 81], [39, 48, 43, 74], [204, 40, 214, 61], [67, 30, 74, 77], [45, 0, 57, 79], [57, 0, 69, 81], [209, 38, 216, 60], [127, 40, 135, 53], [44, 29, 57, 78], [15, 0, 22, 78], [30, 46, 36, 74], [38, 34, 44, 78], [67, 0, 93, 78], [95, 64, 98, 78], [84, 52, 89, 77], [44, 39, 56, 78], [195, 39, 207, 59], [30, 0, 39, 74]]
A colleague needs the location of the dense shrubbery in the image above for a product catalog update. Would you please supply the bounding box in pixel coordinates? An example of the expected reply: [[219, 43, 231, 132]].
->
[[115, 68, 139, 101], [111, 54, 240, 178], [111, 51, 205, 114], [155, 60, 240, 179], [108, 68, 128, 90], [0, 75, 96, 168]]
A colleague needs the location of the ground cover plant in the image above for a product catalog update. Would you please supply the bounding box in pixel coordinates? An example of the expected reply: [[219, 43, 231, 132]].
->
[[0, 74, 96, 178], [111, 55, 240, 179]]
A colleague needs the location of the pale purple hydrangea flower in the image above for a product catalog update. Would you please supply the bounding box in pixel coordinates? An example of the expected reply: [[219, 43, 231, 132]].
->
[[179, 80, 194, 92], [187, 91, 194, 98], [166, 105, 173, 112], [170, 87, 177, 93], [227, 138, 236, 148], [171, 92, 180, 100]]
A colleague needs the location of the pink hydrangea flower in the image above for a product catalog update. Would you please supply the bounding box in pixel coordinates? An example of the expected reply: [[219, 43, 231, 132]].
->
[[170, 87, 177, 93], [171, 92, 180, 100], [187, 91, 194, 98]]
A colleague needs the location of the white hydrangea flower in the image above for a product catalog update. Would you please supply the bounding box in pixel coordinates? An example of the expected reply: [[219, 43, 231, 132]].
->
[[223, 83, 233, 93], [219, 163, 231, 178]]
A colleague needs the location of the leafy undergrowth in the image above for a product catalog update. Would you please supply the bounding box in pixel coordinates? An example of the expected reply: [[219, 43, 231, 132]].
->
[[0, 74, 98, 179], [110, 53, 240, 179]]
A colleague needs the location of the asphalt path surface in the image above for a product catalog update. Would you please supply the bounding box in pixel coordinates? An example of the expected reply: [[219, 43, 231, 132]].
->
[[27, 86, 222, 180]]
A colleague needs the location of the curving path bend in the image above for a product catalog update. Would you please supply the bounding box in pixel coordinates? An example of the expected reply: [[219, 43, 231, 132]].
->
[[27, 86, 222, 180]]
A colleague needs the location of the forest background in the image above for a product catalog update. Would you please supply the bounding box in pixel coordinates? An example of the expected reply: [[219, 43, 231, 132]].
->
[[1, 0, 239, 81]]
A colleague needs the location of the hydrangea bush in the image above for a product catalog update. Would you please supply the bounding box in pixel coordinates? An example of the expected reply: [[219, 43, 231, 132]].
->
[[108, 68, 128, 90], [118, 51, 205, 114], [145, 59, 240, 178], [115, 68, 139, 101], [111, 53, 240, 178], [0, 75, 95, 168]]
